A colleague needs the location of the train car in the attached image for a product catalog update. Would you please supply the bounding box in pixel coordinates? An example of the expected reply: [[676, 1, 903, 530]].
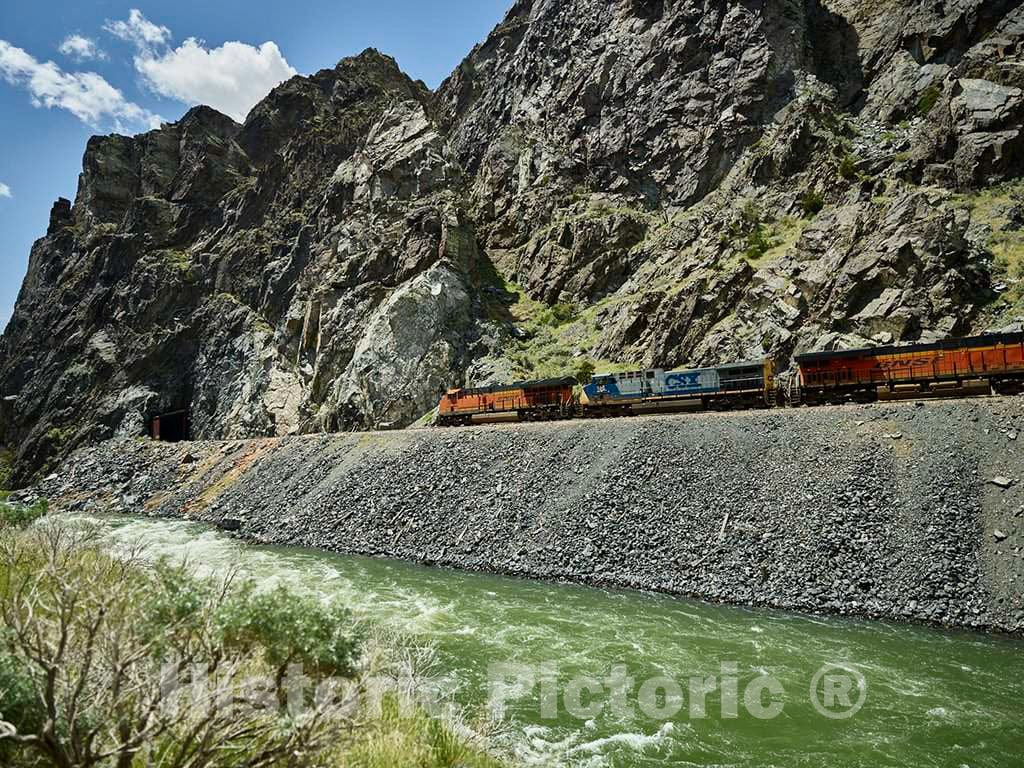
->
[[794, 331, 1024, 405], [580, 359, 775, 415], [437, 377, 578, 426]]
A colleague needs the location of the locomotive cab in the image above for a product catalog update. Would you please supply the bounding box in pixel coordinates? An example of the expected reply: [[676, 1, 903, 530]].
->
[[580, 373, 623, 406]]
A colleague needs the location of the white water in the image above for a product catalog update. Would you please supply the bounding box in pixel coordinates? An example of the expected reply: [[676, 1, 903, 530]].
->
[[86, 515, 1024, 768]]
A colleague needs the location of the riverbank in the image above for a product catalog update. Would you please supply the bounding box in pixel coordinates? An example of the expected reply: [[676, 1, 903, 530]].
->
[[0, 513, 505, 768], [69, 514, 1024, 768], [30, 397, 1024, 633]]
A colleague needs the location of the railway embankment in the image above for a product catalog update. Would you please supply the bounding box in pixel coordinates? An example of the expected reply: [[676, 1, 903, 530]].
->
[[28, 397, 1024, 633]]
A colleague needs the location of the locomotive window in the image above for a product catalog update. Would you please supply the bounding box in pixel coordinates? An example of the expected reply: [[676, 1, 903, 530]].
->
[[647, 371, 655, 379]]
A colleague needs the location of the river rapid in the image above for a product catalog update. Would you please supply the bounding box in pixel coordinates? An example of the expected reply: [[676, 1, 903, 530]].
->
[[86, 515, 1022, 768]]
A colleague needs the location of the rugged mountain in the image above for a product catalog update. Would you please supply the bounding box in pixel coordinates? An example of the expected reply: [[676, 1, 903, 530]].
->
[[3, 0, 1024, 483]]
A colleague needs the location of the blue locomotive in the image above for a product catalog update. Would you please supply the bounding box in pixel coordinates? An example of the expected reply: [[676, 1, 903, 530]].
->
[[580, 360, 776, 415]]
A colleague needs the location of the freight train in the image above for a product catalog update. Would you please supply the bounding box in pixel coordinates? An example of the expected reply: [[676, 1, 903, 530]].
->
[[435, 332, 1024, 426]]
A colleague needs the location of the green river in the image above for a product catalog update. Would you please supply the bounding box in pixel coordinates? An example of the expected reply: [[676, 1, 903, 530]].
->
[[90, 516, 1021, 768]]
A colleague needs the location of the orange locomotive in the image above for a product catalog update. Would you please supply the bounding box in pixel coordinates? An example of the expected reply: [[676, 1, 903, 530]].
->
[[794, 332, 1024, 405], [437, 377, 577, 426]]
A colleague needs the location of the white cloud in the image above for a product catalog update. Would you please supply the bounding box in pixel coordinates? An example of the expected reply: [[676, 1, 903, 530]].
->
[[136, 39, 296, 122], [103, 9, 171, 52], [58, 34, 106, 62], [0, 40, 161, 131], [104, 9, 295, 122], [0, 182, 11, 199]]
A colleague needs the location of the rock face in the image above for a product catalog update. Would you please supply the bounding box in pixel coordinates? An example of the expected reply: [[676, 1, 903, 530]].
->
[[3, 1, 1024, 482], [0, 53, 486, 479]]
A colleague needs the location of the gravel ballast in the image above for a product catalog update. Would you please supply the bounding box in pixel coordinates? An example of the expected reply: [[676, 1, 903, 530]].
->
[[30, 397, 1024, 633]]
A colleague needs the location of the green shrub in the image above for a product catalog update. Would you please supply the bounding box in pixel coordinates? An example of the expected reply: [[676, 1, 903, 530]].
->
[[740, 200, 761, 226], [0, 450, 12, 491], [0, 650, 46, 762], [917, 86, 941, 116], [0, 499, 48, 529], [800, 191, 825, 217], [537, 302, 578, 328], [838, 154, 859, 181], [744, 224, 775, 261], [44, 426, 75, 447], [574, 359, 597, 385], [216, 582, 360, 680]]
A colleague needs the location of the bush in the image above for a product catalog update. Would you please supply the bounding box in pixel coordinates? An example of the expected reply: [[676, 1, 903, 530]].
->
[[0, 499, 48, 529], [918, 86, 941, 116], [800, 191, 825, 217], [537, 302, 578, 328], [0, 450, 12, 491], [216, 582, 360, 681], [740, 200, 761, 227], [574, 360, 597, 385], [0, 522, 360, 768], [838, 154, 859, 181], [44, 426, 75, 448], [744, 224, 775, 261], [0, 651, 45, 763]]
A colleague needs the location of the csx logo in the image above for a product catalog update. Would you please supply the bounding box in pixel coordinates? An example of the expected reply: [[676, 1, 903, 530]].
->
[[666, 373, 701, 389]]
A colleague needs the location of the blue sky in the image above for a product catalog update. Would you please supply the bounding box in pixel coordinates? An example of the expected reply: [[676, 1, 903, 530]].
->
[[0, 0, 510, 327]]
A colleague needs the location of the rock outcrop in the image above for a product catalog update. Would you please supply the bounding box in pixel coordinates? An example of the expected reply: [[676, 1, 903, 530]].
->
[[3, 1, 1024, 482]]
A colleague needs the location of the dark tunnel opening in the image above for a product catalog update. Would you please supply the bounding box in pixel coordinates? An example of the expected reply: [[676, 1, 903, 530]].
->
[[149, 410, 189, 443]]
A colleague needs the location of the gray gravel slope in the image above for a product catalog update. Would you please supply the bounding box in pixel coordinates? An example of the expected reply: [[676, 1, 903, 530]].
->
[[34, 397, 1024, 633]]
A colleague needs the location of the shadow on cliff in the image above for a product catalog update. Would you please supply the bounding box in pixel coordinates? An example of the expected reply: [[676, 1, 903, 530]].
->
[[472, 252, 520, 328], [804, 0, 865, 111]]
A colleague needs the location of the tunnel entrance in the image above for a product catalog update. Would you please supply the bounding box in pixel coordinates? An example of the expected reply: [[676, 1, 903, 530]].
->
[[149, 410, 189, 443]]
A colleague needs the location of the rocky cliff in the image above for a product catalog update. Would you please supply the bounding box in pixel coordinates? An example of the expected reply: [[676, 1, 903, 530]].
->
[[3, 0, 1024, 482]]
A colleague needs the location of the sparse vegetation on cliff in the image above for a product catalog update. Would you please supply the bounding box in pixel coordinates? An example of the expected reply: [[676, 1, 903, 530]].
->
[[958, 182, 1024, 322], [0, 450, 12, 491]]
